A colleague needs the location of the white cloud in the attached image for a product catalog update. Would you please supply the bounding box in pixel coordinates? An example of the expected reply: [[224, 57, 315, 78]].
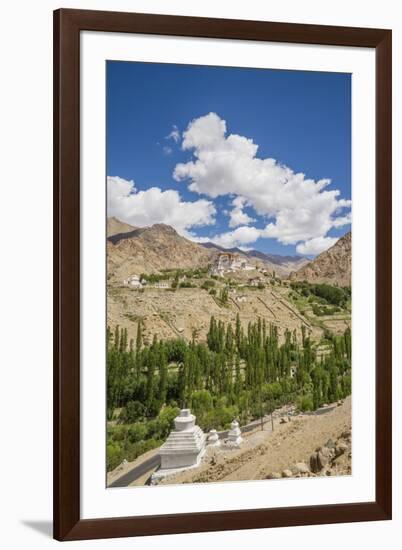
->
[[107, 176, 216, 236], [162, 145, 173, 156], [192, 223, 338, 256], [296, 236, 337, 255], [332, 211, 352, 227], [228, 196, 256, 228], [173, 112, 351, 251], [209, 225, 261, 249], [166, 124, 180, 143]]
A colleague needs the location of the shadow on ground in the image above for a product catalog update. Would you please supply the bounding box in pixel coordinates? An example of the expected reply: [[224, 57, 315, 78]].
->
[[22, 520, 52, 538]]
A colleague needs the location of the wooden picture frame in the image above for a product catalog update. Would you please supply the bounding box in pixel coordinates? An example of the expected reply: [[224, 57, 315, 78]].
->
[[53, 8, 392, 541]]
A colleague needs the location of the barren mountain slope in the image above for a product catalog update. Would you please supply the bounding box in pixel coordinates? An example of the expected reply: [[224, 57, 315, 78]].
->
[[107, 223, 213, 281], [107, 216, 137, 237], [291, 232, 351, 287]]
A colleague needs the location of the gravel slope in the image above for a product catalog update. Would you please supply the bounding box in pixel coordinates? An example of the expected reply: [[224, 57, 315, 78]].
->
[[160, 396, 351, 485]]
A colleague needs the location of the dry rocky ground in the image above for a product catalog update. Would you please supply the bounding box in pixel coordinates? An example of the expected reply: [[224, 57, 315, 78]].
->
[[106, 398, 351, 488], [107, 285, 323, 345], [159, 396, 351, 485]]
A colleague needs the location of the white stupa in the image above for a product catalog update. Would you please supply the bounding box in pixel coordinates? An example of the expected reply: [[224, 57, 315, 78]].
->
[[152, 409, 206, 482], [207, 429, 220, 447], [227, 419, 243, 447]]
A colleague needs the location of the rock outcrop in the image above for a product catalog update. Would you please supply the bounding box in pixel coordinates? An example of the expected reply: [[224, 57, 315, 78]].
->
[[265, 428, 352, 480], [290, 232, 351, 287], [107, 222, 213, 282]]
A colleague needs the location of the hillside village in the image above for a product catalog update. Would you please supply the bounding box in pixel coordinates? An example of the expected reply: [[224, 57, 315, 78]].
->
[[107, 219, 351, 346], [123, 252, 269, 289]]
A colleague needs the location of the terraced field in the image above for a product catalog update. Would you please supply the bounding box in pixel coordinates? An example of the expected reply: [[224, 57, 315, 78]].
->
[[107, 284, 323, 346]]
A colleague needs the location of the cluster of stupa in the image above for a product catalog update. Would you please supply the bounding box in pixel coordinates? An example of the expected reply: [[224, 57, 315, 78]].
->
[[151, 409, 243, 483]]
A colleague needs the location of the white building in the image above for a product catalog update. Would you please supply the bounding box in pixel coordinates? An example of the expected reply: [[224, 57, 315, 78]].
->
[[249, 277, 264, 287], [154, 280, 170, 289], [123, 274, 143, 289], [209, 252, 255, 277]]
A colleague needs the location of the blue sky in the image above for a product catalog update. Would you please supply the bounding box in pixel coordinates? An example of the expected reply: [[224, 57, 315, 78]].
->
[[107, 61, 351, 257]]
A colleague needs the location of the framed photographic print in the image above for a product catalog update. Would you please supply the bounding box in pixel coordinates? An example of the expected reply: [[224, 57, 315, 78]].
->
[[53, 8, 392, 541]]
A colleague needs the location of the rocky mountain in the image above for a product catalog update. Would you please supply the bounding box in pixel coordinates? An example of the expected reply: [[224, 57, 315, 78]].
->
[[201, 242, 307, 268], [107, 216, 137, 237], [107, 222, 213, 281], [246, 250, 309, 272], [107, 218, 312, 282], [290, 232, 351, 287], [201, 242, 244, 255], [240, 249, 302, 266]]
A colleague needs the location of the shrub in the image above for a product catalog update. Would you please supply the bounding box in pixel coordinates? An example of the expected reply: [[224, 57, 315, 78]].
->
[[123, 438, 162, 463], [340, 373, 352, 397], [191, 389, 213, 417], [106, 442, 124, 471], [297, 394, 314, 412], [201, 280, 216, 290], [119, 400, 146, 424], [164, 339, 187, 362], [312, 304, 341, 316], [200, 404, 239, 431], [107, 438, 163, 472], [291, 281, 349, 307], [147, 406, 180, 440], [219, 287, 229, 305], [127, 423, 147, 443], [109, 425, 127, 442]]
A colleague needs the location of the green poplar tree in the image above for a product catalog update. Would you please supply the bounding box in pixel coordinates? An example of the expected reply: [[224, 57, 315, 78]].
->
[[136, 320, 143, 352]]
